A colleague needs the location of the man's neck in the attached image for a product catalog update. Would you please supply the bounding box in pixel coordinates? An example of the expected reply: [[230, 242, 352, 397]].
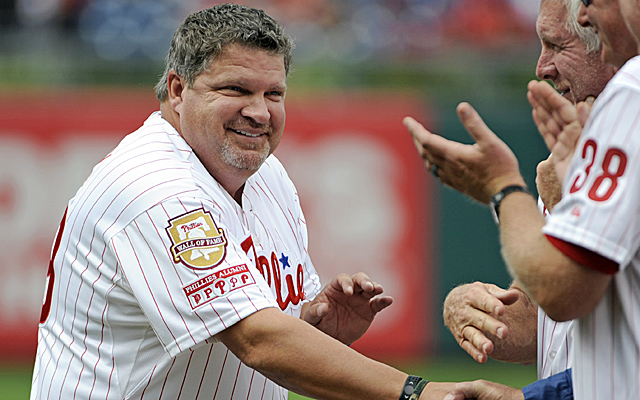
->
[[203, 159, 253, 206]]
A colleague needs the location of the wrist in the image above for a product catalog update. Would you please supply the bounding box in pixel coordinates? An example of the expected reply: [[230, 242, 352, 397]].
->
[[490, 184, 532, 225], [488, 176, 527, 199], [400, 375, 429, 400]]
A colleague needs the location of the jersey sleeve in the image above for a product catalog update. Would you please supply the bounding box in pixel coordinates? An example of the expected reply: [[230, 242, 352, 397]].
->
[[545, 234, 618, 274], [109, 196, 278, 358], [522, 368, 573, 400], [543, 78, 640, 273]]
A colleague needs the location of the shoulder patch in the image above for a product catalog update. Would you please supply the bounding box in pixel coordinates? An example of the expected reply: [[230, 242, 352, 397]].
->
[[182, 264, 256, 309], [166, 208, 228, 269]]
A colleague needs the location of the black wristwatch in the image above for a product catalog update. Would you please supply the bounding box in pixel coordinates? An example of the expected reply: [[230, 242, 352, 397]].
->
[[490, 185, 531, 225]]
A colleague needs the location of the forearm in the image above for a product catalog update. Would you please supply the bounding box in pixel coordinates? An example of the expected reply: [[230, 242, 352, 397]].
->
[[218, 307, 407, 400], [497, 192, 607, 321], [498, 192, 569, 317]]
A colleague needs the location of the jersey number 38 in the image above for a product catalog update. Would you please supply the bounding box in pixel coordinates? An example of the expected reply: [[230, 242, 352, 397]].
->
[[569, 139, 628, 202]]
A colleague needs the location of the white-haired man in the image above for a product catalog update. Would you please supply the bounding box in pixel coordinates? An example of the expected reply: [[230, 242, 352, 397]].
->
[[408, 0, 639, 396], [442, 0, 615, 384]]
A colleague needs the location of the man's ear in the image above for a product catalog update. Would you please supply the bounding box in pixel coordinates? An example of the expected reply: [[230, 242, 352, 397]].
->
[[167, 71, 185, 113]]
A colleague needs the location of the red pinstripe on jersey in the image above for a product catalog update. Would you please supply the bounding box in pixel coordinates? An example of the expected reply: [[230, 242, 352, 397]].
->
[[32, 112, 321, 399]]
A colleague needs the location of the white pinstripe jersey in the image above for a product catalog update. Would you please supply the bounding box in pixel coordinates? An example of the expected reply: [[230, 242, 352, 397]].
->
[[31, 112, 322, 400], [537, 310, 572, 379], [537, 198, 573, 379], [543, 55, 640, 399]]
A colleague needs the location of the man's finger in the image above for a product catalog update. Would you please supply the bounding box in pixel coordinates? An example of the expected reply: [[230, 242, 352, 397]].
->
[[533, 100, 563, 136], [404, 116, 457, 165], [529, 80, 578, 125], [331, 273, 354, 295], [456, 102, 496, 145], [460, 339, 489, 364], [577, 99, 592, 126], [553, 120, 583, 160], [459, 327, 493, 364], [491, 288, 521, 307], [461, 325, 494, 351], [464, 282, 509, 316], [303, 302, 329, 326], [351, 272, 376, 293], [370, 296, 394, 313]]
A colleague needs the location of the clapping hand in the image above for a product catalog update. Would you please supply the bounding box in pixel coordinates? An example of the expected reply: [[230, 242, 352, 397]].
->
[[302, 272, 393, 345], [528, 80, 593, 183]]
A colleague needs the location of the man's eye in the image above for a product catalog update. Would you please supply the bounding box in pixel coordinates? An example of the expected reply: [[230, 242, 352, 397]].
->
[[550, 43, 563, 52], [219, 86, 245, 94]]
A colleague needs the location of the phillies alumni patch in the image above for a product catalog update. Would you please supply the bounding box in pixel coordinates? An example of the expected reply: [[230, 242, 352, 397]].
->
[[166, 208, 228, 269], [182, 264, 256, 309]]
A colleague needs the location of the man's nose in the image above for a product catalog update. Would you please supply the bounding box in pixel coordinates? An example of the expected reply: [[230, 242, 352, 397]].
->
[[241, 95, 271, 125], [577, 3, 590, 28], [536, 50, 557, 81]]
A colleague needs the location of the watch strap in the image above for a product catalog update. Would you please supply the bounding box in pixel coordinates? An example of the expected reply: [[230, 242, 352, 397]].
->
[[490, 185, 531, 224]]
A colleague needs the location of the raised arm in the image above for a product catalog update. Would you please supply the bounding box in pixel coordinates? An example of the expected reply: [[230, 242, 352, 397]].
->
[[404, 102, 611, 322]]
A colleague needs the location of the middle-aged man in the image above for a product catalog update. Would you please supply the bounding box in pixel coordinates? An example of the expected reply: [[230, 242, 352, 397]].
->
[[405, 0, 640, 398], [30, 4, 456, 400], [442, 0, 616, 383]]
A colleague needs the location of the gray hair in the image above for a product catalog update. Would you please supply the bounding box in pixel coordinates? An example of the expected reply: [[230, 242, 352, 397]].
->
[[155, 3, 294, 102], [563, 0, 600, 53]]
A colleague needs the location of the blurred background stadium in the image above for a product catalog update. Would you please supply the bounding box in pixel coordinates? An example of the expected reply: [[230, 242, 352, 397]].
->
[[0, 0, 546, 397]]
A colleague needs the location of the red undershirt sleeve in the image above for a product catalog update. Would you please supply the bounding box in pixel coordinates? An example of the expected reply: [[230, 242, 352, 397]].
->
[[545, 234, 619, 275]]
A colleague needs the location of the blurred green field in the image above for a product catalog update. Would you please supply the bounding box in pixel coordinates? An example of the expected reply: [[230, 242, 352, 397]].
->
[[0, 363, 32, 400], [4, 356, 535, 400]]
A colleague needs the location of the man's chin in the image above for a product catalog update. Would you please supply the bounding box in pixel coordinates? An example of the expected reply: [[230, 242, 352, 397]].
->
[[222, 150, 269, 172]]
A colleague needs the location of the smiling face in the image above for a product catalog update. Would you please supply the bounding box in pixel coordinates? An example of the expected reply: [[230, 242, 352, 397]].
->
[[170, 43, 287, 191], [536, 0, 614, 103], [577, 0, 637, 68]]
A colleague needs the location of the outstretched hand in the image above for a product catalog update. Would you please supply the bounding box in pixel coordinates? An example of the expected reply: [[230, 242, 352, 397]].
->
[[404, 102, 525, 204], [443, 282, 521, 363], [528, 80, 593, 183], [302, 272, 393, 345]]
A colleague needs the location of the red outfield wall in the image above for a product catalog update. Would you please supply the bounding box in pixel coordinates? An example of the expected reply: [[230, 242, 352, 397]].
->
[[0, 89, 436, 363]]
